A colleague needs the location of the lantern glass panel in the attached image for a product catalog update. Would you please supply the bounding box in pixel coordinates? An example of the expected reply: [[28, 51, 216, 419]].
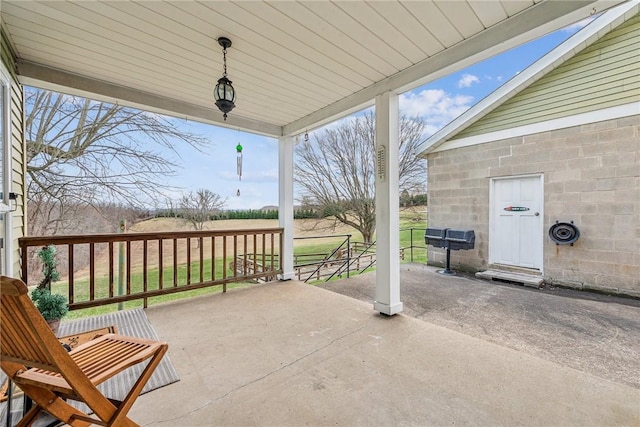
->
[[226, 85, 235, 102]]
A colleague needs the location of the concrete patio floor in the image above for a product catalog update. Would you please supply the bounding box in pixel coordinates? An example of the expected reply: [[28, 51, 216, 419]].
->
[[131, 274, 639, 426], [320, 263, 640, 390]]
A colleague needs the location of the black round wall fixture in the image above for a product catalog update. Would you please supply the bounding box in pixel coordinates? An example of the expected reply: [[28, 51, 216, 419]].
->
[[549, 221, 580, 245]]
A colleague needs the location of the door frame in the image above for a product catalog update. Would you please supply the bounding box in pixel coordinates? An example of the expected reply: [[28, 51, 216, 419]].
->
[[488, 174, 544, 272], [0, 62, 13, 276]]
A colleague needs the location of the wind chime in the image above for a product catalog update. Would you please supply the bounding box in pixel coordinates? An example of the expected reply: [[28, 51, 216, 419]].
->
[[236, 143, 243, 196]]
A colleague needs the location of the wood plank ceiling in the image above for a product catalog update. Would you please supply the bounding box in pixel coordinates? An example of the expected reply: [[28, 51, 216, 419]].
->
[[1, 1, 613, 137]]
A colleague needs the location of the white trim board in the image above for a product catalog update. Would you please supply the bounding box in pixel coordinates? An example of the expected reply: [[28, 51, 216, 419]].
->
[[431, 102, 640, 153], [0, 62, 13, 276]]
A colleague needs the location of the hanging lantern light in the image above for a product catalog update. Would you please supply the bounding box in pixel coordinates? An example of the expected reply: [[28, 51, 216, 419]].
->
[[214, 37, 236, 121]]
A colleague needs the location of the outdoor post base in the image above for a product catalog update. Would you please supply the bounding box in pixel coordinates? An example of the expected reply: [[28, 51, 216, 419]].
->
[[277, 272, 295, 281], [437, 247, 456, 275], [374, 301, 403, 316]]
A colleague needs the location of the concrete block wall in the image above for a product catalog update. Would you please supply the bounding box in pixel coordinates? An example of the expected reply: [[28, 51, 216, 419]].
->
[[427, 115, 640, 295]]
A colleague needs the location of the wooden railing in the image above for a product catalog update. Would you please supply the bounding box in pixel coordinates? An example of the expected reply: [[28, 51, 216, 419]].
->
[[19, 228, 283, 310]]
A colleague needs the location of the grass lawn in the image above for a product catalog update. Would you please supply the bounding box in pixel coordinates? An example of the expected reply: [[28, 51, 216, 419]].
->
[[399, 227, 428, 263], [48, 211, 427, 319], [55, 256, 249, 319]]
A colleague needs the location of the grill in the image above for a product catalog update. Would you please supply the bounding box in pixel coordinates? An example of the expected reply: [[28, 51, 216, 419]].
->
[[424, 228, 475, 275], [425, 227, 448, 248], [445, 229, 475, 251]]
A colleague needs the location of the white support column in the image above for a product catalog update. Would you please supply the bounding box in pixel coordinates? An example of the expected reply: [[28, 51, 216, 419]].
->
[[374, 92, 403, 315], [278, 135, 295, 280]]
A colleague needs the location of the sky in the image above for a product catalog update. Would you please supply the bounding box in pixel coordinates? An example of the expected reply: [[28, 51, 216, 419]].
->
[[156, 18, 591, 211]]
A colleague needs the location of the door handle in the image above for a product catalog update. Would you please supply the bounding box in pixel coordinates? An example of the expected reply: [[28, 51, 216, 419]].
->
[[534, 212, 540, 216]]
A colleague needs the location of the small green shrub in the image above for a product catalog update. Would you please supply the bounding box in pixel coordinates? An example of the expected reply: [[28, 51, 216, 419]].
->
[[32, 245, 68, 321], [31, 287, 68, 321], [37, 244, 60, 289]]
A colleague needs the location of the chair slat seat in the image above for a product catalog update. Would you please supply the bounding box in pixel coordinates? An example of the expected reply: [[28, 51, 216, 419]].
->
[[14, 334, 165, 397], [0, 276, 168, 426]]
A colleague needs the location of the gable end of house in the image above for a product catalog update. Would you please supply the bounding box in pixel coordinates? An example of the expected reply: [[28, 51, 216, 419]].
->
[[448, 13, 640, 146]]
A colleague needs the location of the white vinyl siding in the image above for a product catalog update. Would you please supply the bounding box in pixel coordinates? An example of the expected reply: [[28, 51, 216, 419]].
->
[[457, 14, 640, 138], [1, 26, 26, 276], [10, 80, 25, 275]]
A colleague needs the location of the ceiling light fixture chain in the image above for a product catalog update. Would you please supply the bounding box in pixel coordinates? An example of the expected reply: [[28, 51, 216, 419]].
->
[[222, 43, 228, 77]]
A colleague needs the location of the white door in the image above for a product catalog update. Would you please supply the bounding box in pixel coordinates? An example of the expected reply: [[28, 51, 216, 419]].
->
[[490, 175, 543, 270]]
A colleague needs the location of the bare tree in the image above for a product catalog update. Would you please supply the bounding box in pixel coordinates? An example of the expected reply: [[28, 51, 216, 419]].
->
[[180, 189, 226, 231], [25, 198, 150, 282], [25, 88, 210, 236], [295, 111, 426, 243], [161, 197, 180, 218]]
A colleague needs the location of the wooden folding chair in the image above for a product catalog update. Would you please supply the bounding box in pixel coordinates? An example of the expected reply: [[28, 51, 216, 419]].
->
[[0, 276, 168, 426]]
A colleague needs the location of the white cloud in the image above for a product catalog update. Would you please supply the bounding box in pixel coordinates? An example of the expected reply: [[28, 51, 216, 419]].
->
[[225, 184, 275, 210], [400, 89, 474, 133], [219, 168, 278, 183], [484, 74, 504, 83], [458, 73, 480, 88], [303, 89, 475, 144], [562, 16, 596, 33]]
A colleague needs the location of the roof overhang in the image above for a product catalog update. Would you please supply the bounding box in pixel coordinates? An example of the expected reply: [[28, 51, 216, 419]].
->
[[2, 1, 624, 138]]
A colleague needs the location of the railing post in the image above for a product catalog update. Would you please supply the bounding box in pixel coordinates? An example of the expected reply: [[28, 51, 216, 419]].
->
[[20, 243, 27, 282], [117, 220, 126, 311], [347, 235, 351, 279], [410, 228, 414, 262]]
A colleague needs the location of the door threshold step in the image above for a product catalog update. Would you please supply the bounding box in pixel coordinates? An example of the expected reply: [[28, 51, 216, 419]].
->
[[476, 269, 544, 288]]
